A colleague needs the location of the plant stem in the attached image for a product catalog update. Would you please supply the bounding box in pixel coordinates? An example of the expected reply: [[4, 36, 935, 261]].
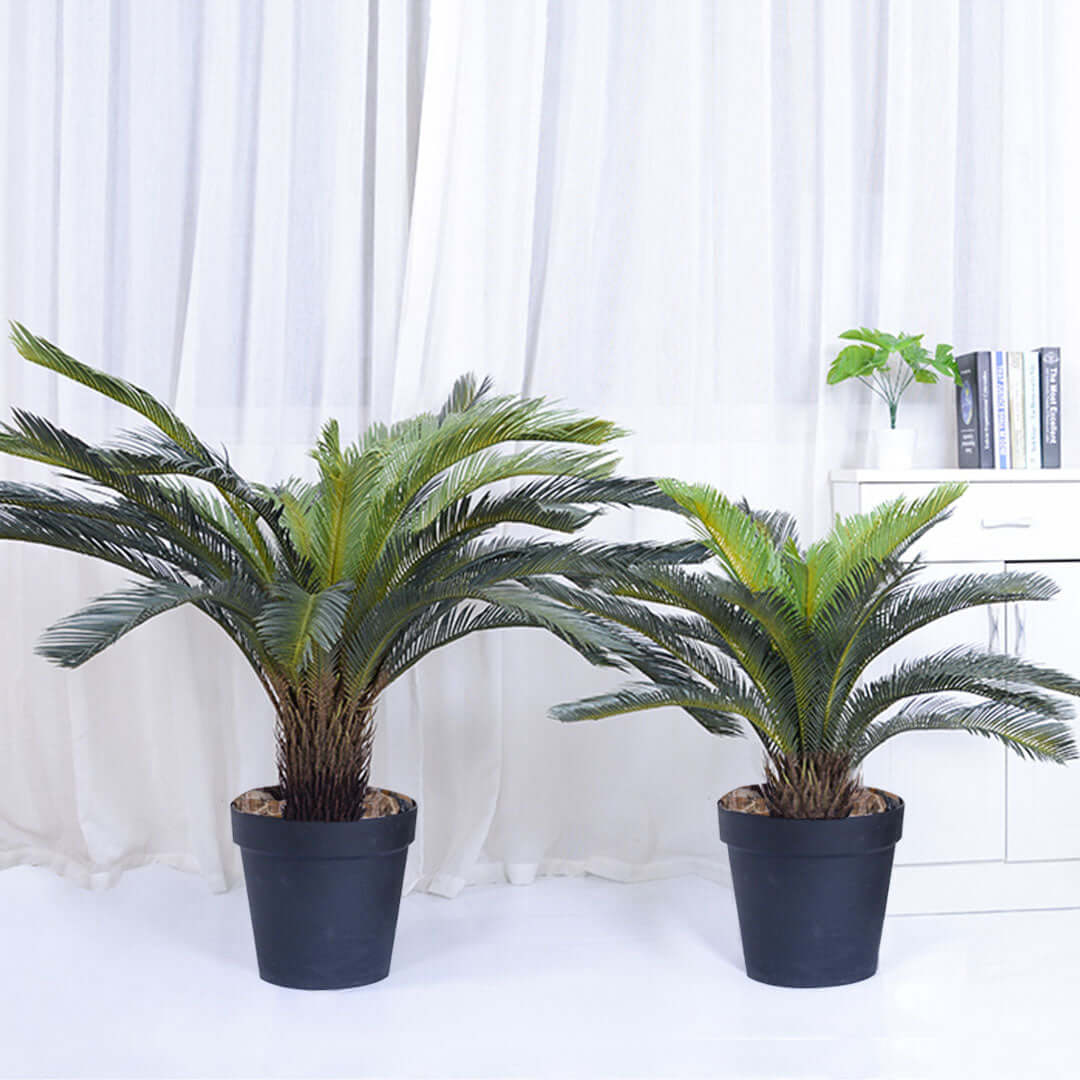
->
[[857, 375, 890, 406]]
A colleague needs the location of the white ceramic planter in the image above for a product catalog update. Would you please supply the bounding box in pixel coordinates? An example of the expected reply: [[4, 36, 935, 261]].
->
[[869, 427, 916, 469]]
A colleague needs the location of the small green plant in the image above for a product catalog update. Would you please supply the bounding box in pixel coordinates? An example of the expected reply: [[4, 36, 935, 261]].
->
[[827, 328, 959, 428], [0, 325, 699, 821], [550, 482, 1080, 818]]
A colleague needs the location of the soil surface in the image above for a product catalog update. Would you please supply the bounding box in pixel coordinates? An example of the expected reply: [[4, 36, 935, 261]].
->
[[719, 784, 895, 817], [231, 786, 413, 819]]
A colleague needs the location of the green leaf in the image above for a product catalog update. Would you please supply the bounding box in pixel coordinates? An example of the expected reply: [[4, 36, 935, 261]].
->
[[931, 342, 961, 385], [826, 344, 881, 384], [838, 328, 899, 350]]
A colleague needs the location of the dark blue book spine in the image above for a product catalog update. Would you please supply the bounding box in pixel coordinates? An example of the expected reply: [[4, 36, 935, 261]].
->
[[975, 351, 993, 467], [1039, 347, 1061, 468], [955, 353, 980, 468]]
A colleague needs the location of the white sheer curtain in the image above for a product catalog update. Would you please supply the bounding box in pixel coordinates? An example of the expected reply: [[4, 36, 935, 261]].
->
[[0, 0, 1075, 894]]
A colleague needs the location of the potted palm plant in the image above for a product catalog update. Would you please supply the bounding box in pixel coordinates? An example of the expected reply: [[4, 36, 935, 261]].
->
[[550, 481, 1080, 987], [0, 324, 698, 989]]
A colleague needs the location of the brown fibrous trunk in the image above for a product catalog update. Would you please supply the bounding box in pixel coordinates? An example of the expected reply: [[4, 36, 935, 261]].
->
[[761, 751, 862, 819], [272, 680, 377, 822]]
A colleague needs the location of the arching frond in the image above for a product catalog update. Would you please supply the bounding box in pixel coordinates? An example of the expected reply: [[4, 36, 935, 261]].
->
[[840, 647, 1080, 743], [657, 479, 784, 593], [853, 698, 1077, 765], [549, 682, 754, 740], [255, 581, 353, 675], [10, 323, 211, 460], [798, 483, 965, 620], [36, 580, 255, 668], [437, 372, 493, 420]]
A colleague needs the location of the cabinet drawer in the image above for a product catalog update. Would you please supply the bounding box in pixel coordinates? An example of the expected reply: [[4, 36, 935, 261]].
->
[[858, 482, 1080, 562]]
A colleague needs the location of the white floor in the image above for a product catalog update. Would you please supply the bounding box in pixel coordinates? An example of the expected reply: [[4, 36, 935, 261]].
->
[[2, 865, 1077, 1080]]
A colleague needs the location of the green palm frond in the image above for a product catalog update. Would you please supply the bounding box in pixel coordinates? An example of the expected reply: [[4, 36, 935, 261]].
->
[[36, 580, 258, 668], [409, 445, 619, 533], [840, 647, 1080, 742], [438, 372, 494, 420], [610, 564, 803, 745], [255, 581, 353, 675], [550, 682, 750, 740], [271, 477, 317, 561], [799, 483, 965, 620], [735, 498, 800, 550], [377, 599, 564, 686], [0, 503, 201, 581], [826, 569, 1061, 726], [657, 479, 784, 593], [853, 698, 1077, 765], [10, 323, 211, 459]]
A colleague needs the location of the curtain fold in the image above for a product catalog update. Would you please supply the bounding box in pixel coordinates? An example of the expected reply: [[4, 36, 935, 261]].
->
[[1, 0, 1074, 893]]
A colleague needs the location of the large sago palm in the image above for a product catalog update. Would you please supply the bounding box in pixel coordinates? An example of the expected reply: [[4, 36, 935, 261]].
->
[[550, 481, 1080, 817], [0, 325, 699, 821]]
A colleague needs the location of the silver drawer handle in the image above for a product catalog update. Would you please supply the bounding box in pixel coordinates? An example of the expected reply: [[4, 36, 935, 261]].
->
[[979, 516, 1034, 529]]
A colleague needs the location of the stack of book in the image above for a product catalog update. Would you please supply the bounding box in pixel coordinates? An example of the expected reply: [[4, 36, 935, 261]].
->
[[955, 348, 1061, 469]]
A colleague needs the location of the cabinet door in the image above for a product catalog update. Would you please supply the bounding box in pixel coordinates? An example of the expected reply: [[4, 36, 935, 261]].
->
[[860, 562, 1007, 864], [1005, 561, 1080, 861]]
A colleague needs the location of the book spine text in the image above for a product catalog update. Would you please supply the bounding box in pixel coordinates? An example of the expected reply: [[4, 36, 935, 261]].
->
[[1039, 347, 1061, 468], [991, 350, 1011, 469], [976, 352, 994, 467], [1007, 351, 1027, 467], [1024, 351, 1041, 469], [955, 353, 980, 468]]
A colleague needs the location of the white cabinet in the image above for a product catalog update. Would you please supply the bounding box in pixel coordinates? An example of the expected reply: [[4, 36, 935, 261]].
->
[[1005, 561, 1080, 861], [860, 561, 1006, 865], [831, 469, 1080, 913]]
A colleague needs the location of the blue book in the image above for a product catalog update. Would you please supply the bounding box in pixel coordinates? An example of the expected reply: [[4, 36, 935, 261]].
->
[[991, 350, 1011, 468]]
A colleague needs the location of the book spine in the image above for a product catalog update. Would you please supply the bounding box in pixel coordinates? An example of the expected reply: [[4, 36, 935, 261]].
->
[[1007, 351, 1027, 467], [976, 351, 994, 467], [991, 350, 1011, 468], [1039, 346, 1061, 468], [1024, 351, 1041, 469], [954, 353, 980, 468]]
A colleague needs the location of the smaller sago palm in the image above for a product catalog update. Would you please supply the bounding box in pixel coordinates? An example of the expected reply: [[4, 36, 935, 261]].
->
[[0, 325, 699, 821], [550, 481, 1080, 818]]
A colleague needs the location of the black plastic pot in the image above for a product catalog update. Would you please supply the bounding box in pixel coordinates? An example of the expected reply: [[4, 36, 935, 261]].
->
[[231, 793, 417, 990], [717, 792, 904, 988]]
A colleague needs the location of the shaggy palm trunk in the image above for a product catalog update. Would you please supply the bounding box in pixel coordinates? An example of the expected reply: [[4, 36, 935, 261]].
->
[[273, 682, 377, 821], [762, 751, 861, 819]]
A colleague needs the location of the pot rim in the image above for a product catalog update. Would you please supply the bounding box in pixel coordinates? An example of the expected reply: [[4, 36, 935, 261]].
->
[[231, 788, 418, 858], [717, 788, 904, 856]]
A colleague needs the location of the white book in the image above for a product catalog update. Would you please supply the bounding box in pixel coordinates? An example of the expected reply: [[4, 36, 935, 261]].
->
[[991, 350, 1011, 468], [1007, 351, 1026, 467], [1024, 351, 1042, 469]]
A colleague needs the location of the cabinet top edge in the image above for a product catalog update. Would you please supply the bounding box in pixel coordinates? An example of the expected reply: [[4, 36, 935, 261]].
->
[[830, 469, 1080, 484]]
